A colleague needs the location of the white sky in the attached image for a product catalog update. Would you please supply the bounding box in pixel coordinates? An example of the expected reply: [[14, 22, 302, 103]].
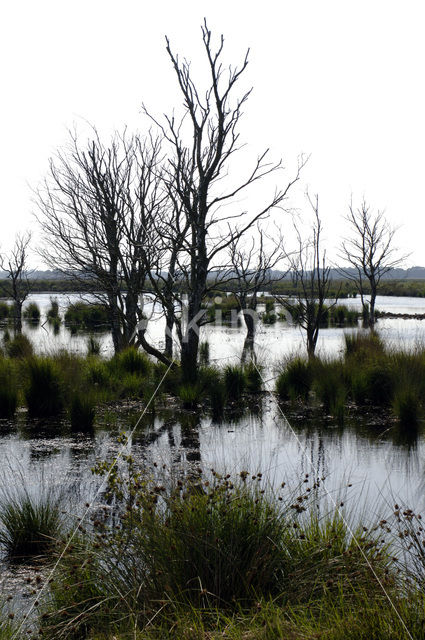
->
[[0, 0, 424, 267]]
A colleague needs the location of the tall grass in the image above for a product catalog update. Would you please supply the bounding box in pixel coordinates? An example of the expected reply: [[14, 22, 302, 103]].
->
[[41, 467, 402, 639], [23, 302, 41, 322], [5, 334, 33, 359], [0, 359, 18, 418], [276, 358, 312, 401], [70, 392, 95, 432], [0, 487, 63, 558], [224, 364, 246, 401], [25, 357, 64, 417]]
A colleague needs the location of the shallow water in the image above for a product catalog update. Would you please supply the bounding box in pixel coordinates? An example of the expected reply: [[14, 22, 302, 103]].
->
[[0, 293, 425, 528]]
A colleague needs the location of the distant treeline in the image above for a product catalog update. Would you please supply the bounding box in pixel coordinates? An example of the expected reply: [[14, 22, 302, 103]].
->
[[1, 277, 425, 299]]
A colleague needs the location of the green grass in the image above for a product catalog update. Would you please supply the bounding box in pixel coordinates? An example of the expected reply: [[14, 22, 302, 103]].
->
[[276, 358, 312, 401], [0, 359, 18, 418], [40, 465, 421, 640], [25, 357, 65, 417], [0, 488, 63, 559], [64, 301, 110, 330], [70, 392, 96, 432], [23, 302, 41, 322], [5, 333, 34, 359], [224, 365, 246, 401]]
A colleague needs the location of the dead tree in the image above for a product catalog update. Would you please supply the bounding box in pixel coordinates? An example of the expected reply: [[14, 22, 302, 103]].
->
[[228, 226, 284, 342], [278, 195, 335, 359], [36, 129, 169, 359], [0, 232, 33, 334], [339, 200, 405, 328], [145, 20, 303, 381]]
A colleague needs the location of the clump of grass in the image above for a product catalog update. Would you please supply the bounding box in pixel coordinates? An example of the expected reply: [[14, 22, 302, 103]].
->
[[86, 359, 110, 386], [393, 388, 421, 428], [5, 333, 33, 359], [113, 346, 151, 376], [276, 358, 312, 401], [0, 302, 11, 321], [244, 361, 263, 393], [47, 298, 60, 321], [344, 330, 385, 361], [0, 488, 63, 559], [178, 384, 201, 409], [25, 357, 64, 417], [0, 360, 18, 418], [70, 392, 95, 432], [64, 301, 109, 330], [224, 364, 246, 401], [23, 302, 40, 322], [313, 360, 347, 421]]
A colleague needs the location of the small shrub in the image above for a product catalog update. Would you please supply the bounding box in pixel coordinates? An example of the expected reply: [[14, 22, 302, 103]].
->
[[23, 302, 40, 322], [70, 393, 95, 432], [262, 311, 277, 324], [25, 358, 64, 417], [5, 333, 33, 359], [0, 489, 63, 558], [224, 364, 246, 401]]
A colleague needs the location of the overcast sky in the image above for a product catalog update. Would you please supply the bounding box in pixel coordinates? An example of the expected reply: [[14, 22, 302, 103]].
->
[[1, 0, 424, 266]]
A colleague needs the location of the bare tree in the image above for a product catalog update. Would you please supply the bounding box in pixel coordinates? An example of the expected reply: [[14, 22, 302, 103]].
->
[[145, 20, 303, 381], [0, 232, 33, 334], [339, 200, 405, 328], [228, 226, 284, 342], [278, 195, 335, 358], [36, 129, 170, 360]]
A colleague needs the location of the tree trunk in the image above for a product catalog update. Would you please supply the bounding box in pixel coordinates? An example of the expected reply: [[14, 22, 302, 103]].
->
[[14, 301, 22, 334], [242, 309, 256, 340], [181, 328, 200, 384], [164, 313, 174, 359], [369, 289, 377, 329]]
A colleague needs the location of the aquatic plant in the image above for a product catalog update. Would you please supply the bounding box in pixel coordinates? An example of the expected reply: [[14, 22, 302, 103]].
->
[[244, 361, 263, 393], [224, 364, 246, 401], [276, 358, 312, 401], [5, 334, 33, 359], [64, 301, 109, 330], [112, 346, 151, 376], [23, 302, 41, 322], [0, 488, 63, 558], [25, 357, 64, 417], [0, 360, 18, 418], [46, 297, 60, 320], [70, 392, 95, 432]]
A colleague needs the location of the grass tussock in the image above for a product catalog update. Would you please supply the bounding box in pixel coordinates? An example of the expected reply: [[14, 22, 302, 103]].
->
[[0, 359, 18, 418], [0, 488, 63, 559], [5, 333, 34, 359], [25, 357, 64, 417]]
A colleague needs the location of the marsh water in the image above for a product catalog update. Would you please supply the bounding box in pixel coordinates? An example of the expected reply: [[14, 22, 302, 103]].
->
[[1, 292, 425, 531]]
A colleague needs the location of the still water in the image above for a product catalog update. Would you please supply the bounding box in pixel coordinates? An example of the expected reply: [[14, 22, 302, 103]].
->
[[0, 293, 425, 526]]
